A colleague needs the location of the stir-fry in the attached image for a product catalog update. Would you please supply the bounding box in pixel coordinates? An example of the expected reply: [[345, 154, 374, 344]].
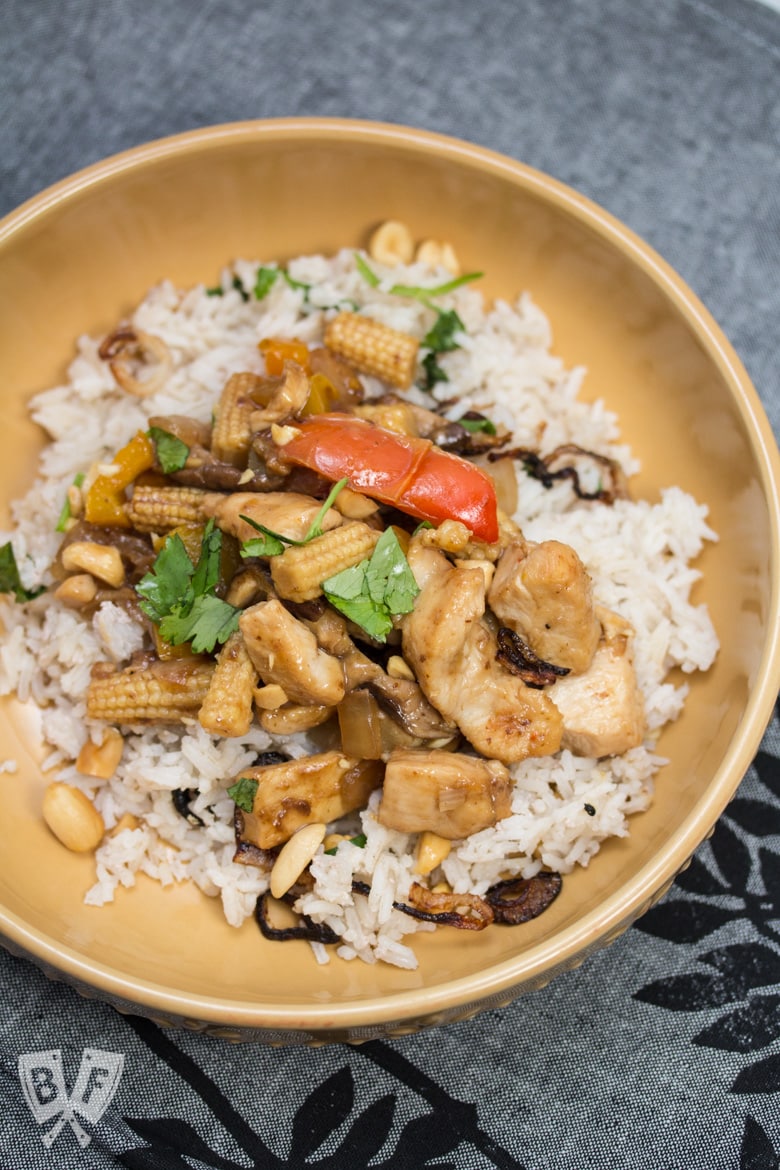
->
[[0, 227, 718, 966]]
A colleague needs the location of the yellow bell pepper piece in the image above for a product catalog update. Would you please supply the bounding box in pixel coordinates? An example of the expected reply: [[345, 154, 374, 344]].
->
[[84, 432, 155, 527]]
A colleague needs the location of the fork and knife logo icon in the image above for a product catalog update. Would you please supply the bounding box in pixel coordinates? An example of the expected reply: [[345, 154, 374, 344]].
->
[[17, 1048, 125, 1148]]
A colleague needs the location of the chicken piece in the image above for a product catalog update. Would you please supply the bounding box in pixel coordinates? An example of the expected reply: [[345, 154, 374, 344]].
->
[[201, 490, 342, 546], [239, 599, 345, 706], [233, 751, 383, 849], [378, 748, 512, 839], [488, 538, 601, 674], [550, 606, 645, 757], [306, 607, 457, 740], [249, 361, 310, 428], [402, 544, 562, 763]]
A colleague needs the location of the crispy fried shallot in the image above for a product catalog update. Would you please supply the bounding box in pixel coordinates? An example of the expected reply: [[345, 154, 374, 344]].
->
[[485, 872, 563, 924], [496, 627, 570, 688], [99, 327, 173, 397], [491, 443, 629, 503], [254, 890, 340, 945]]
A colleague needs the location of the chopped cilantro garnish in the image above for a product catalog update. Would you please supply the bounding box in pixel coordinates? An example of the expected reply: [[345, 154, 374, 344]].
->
[[354, 252, 381, 288], [253, 266, 279, 300], [322, 527, 419, 643], [55, 472, 85, 533], [228, 776, 259, 812], [160, 593, 241, 655], [422, 309, 464, 353], [354, 253, 482, 305], [240, 524, 287, 559], [458, 415, 497, 435], [240, 479, 348, 559], [420, 351, 449, 392], [232, 275, 249, 302], [324, 833, 367, 855], [0, 542, 45, 602], [303, 478, 349, 541], [282, 270, 312, 302], [148, 426, 190, 474], [135, 519, 239, 654], [205, 275, 249, 300]]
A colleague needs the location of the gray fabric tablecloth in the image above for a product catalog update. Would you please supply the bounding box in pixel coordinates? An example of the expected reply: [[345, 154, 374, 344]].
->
[[1, 2, 779, 1167]]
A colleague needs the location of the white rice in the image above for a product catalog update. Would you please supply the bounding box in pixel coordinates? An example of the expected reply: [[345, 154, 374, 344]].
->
[[0, 248, 719, 969]]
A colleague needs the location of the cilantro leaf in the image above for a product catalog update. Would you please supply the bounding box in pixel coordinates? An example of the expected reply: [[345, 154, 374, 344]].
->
[[390, 272, 483, 301], [135, 521, 240, 654], [366, 529, 420, 614], [458, 414, 497, 435], [353, 252, 381, 288], [353, 253, 482, 303], [282, 270, 312, 302], [302, 478, 348, 542], [0, 542, 45, 602], [159, 593, 240, 653], [253, 266, 279, 300], [148, 426, 189, 474], [324, 833, 367, 855], [324, 585, 394, 641], [240, 532, 287, 558], [136, 534, 195, 623], [231, 275, 249, 302], [422, 309, 465, 353], [55, 472, 85, 533], [239, 480, 348, 559], [227, 776, 258, 812], [322, 528, 419, 643], [190, 518, 222, 597], [420, 351, 449, 392]]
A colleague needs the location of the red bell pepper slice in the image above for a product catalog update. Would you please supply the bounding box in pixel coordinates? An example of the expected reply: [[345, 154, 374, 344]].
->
[[282, 413, 499, 544]]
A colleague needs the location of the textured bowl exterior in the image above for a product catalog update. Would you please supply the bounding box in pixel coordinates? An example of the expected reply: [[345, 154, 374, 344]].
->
[[0, 118, 778, 1043]]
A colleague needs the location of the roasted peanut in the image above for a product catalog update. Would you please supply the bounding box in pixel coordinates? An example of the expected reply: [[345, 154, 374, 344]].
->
[[269, 822, 327, 898], [61, 541, 124, 587], [414, 831, 452, 876], [76, 728, 124, 779], [415, 239, 460, 275], [42, 782, 105, 853], [54, 573, 98, 608], [368, 220, 414, 267]]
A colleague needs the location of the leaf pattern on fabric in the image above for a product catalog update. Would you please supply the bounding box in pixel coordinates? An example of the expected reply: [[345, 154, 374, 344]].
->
[[634, 714, 780, 1131], [118, 1024, 524, 1170], [740, 1116, 779, 1170], [694, 996, 780, 1052]]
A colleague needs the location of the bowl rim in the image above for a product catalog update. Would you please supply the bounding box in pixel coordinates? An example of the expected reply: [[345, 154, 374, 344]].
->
[[2, 116, 779, 1033]]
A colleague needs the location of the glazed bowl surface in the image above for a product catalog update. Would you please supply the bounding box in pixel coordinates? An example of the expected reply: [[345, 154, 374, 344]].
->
[[1, 118, 778, 1043]]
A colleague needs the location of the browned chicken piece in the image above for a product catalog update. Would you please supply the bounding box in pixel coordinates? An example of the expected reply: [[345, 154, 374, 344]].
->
[[549, 606, 646, 757], [377, 748, 512, 839], [488, 538, 601, 674], [249, 361, 310, 428], [232, 751, 383, 849], [201, 490, 343, 545], [305, 607, 457, 740], [402, 544, 562, 763], [239, 599, 345, 706]]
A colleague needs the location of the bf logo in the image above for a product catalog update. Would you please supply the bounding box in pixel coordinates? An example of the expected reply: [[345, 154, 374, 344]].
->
[[18, 1048, 124, 1148]]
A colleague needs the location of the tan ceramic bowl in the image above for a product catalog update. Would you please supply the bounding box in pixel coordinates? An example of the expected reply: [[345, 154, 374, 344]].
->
[[1, 119, 778, 1043]]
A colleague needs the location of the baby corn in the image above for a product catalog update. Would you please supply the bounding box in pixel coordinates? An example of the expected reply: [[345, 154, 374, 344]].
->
[[127, 484, 212, 533], [324, 312, 419, 389], [211, 372, 266, 466], [271, 521, 380, 603], [86, 659, 215, 723], [198, 632, 258, 737]]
